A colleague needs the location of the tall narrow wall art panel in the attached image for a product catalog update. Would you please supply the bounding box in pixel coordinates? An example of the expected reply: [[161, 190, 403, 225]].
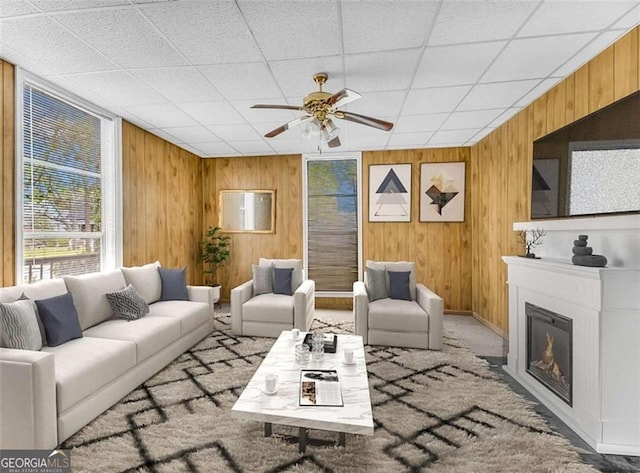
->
[[369, 164, 411, 222], [420, 162, 465, 222]]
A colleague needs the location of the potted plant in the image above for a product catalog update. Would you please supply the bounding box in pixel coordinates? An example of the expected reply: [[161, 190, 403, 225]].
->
[[199, 226, 231, 302]]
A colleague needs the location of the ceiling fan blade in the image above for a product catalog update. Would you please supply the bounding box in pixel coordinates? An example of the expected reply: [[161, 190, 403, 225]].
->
[[334, 111, 394, 131], [251, 104, 306, 112], [264, 115, 314, 138], [327, 136, 341, 148], [326, 88, 361, 108]]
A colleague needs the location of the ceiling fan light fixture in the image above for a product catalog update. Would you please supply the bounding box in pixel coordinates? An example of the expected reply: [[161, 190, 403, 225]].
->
[[323, 119, 340, 141]]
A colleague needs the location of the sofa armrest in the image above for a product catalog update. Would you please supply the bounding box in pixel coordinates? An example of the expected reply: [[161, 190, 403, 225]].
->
[[0, 348, 57, 449], [416, 284, 444, 350], [230, 280, 254, 335], [294, 279, 315, 331], [353, 281, 369, 344], [187, 285, 216, 317]]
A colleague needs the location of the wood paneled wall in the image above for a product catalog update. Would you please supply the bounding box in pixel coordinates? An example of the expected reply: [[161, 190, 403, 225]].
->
[[122, 121, 203, 284], [201, 155, 302, 301], [1, 60, 15, 287], [470, 27, 640, 335]]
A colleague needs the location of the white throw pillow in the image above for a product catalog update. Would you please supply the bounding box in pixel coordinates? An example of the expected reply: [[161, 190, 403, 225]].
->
[[121, 261, 162, 304]]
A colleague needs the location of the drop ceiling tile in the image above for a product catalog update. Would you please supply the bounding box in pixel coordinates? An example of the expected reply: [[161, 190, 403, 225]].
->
[[414, 42, 506, 89], [0, 0, 38, 17], [269, 57, 345, 98], [428, 128, 483, 145], [441, 109, 503, 130], [206, 124, 262, 141], [177, 143, 204, 157], [226, 141, 276, 155], [230, 100, 298, 123], [55, 9, 186, 69], [195, 141, 240, 157], [514, 78, 563, 107], [458, 80, 539, 111], [348, 134, 390, 150], [140, 0, 262, 65], [394, 114, 449, 133], [127, 103, 199, 128], [467, 128, 497, 144], [482, 33, 597, 82], [387, 132, 434, 148], [345, 49, 422, 93], [198, 62, 282, 100], [428, 1, 539, 45], [30, 0, 130, 11], [146, 128, 179, 144], [61, 70, 166, 106], [0, 16, 118, 74], [342, 1, 439, 53], [402, 86, 471, 115], [612, 4, 640, 29], [517, 1, 637, 37], [488, 107, 523, 128], [238, 0, 341, 60], [258, 138, 313, 155], [553, 30, 629, 77], [131, 67, 223, 103], [159, 126, 220, 144], [344, 91, 406, 118], [179, 101, 246, 126]]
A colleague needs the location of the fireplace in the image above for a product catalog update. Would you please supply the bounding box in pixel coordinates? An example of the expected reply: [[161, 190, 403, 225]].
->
[[526, 302, 572, 406]]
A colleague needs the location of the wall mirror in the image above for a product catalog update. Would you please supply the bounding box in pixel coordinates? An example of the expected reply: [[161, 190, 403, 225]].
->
[[219, 190, 275, 233]]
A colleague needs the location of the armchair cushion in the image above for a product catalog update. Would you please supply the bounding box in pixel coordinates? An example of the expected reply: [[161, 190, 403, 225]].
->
[[365, 267, 388, 302], [242, 294, 294, 324], [252, 264, 273, 295], [366, 261, 416, 300], [368, 298, 428, 333], [273, 267, 293, 295], [259, 258, 303, 291], [389, 271, 411, 301]]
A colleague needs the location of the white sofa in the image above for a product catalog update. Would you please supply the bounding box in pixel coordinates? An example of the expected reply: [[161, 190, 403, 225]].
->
[[0, 263, 215, 450], [231, 258, 315, 338]]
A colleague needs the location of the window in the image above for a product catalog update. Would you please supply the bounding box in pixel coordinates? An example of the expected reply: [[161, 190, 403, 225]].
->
[[18, 73, 121, 283], [303, 154, 362, 295]]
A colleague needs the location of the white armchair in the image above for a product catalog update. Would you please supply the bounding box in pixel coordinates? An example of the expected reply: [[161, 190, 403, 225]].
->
[[231, 258, 315, 338], [354, 261, 443, 350]]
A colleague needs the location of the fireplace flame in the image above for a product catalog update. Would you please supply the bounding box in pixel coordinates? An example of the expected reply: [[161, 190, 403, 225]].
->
[[536, 333, 564, 381]]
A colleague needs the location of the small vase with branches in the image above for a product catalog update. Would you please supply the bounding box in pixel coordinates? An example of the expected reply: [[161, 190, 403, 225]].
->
[[199, 226, 231, 287], [517, 228, 546, 259]]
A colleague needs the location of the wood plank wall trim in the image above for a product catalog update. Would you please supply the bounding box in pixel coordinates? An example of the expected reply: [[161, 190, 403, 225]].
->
[[470, 26, 640, 333], [1, 60, 15, 287]]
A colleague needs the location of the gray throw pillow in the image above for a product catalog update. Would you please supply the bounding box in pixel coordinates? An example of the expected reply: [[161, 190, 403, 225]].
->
[[0, 299, 42, 351], [106, 284, 150, 321], [273, 267, 293, 295], [252, 264, 273, 295], [366, 267, 388, 302], [158, 267, 188, 301], [388, 271, 412, 301], [35, 292, 83, 347]]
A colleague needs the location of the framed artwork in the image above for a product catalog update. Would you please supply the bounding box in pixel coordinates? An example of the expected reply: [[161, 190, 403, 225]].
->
[[420, 162, 465, 222], [369, 164, 412, 222]]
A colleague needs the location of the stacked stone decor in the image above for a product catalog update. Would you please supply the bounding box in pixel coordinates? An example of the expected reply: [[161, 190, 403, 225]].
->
[[572, 235, 607, 267]]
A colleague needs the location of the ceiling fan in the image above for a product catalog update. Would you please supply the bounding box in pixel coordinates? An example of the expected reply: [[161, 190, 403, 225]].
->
[[251, 73, 394, 149]]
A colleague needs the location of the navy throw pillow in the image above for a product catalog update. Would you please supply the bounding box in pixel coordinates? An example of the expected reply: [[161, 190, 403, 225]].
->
[[159, 267, 188, 301], [35, 292, 83, 347], [388, 271, 411, 301], [273, 267, 293, 295]]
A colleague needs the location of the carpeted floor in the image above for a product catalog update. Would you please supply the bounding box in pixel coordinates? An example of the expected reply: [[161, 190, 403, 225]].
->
[[62, 314, 599, 472]]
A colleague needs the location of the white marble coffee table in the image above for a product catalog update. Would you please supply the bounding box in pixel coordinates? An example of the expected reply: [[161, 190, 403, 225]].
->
[[231, 331, 374, 452]]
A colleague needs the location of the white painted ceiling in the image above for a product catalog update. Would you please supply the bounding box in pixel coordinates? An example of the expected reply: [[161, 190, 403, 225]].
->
[[1, 0, 639, 158]]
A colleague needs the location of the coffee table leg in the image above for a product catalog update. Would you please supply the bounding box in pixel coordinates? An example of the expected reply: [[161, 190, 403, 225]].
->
[[299, 427, 308, 453], [338, 432, 346, 447], [264, 422, 272, 437]]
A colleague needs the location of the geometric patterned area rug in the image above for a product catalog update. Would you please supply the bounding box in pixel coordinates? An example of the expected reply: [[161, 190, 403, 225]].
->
[[62, 314, 598, 473]]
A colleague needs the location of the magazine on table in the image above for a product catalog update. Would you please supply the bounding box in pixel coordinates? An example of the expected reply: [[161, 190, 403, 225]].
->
[[299, 370, 344, 407]]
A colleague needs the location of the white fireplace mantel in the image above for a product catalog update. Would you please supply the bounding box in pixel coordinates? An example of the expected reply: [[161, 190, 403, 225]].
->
[[502, 256, 640, 456]]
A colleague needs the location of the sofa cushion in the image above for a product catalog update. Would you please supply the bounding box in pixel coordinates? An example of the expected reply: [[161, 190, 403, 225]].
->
[[252, 264, 273, 295], [83, 315, 181, 363], [42, 337, 136, 412], [366, 267, 388, 302], [159, 268, 188, 301], [259, 258, 303, 291], [64, 270, 127, 330], [243, 293, 294, 325], [0, 299, 42, 351], [366, 261, 416, 300], [107, 285, 150, 321], [121, 261, 161, 304], [148, 301, 210, 336], [389, 271, 411, 301], [368, 298, 428, 333], [273, 267, 293, 296], [0, 279, 68, 303], [35, 292, 83, 347]]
